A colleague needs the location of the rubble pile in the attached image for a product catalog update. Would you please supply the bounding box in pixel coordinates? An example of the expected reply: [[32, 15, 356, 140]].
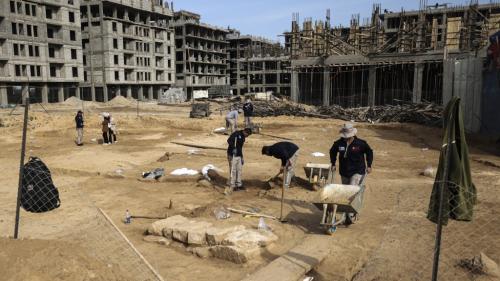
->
[[252, 99, 442, 126], [317, 103, 443, 126], [252, 100, 317, 118]]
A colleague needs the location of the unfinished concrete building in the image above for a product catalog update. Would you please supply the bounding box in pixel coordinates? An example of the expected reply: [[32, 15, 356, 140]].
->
[[286, 2, 500, 133], [227, 30, 291, 96], [173, 10, 229, 98], [0, 0, 84, 105], [80, 0, 175, 102]]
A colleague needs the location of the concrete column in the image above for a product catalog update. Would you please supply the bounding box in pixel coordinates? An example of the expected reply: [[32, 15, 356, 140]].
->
[[116, 86, 121, 96], [156, 87, 162, 99], [75, 86, 81, 100], [126, 86, 132, 98], [57, 85, 64, 103], [21, 85, 29, 103], [0, 85, 7, 106], [147, 86, 153, 100], [91, 85, 96, 101], [291, 68, 299, 102], [412, 63, 424, 103], [138, 86, 144, 101], [103, 86, 109, 102], [323, 68, 330, 106], [41, 85, 49, 104], [368, 65, 377, 106]]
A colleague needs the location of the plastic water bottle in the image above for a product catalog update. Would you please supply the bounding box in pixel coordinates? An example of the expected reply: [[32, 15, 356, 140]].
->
[[125, 210, 131, 224], [258, 217, 270, 231]]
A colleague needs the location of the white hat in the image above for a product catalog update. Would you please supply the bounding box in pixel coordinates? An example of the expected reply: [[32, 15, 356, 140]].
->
[[102, 112, 110, 118], [339, 123, 357, 138]]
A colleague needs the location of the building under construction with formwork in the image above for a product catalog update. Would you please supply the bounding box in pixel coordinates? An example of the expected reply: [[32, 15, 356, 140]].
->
[[173, 10, 229, 99], [286, 2, 500, 133], [227, 30, 291, 96], [80, 0, 175, 102]]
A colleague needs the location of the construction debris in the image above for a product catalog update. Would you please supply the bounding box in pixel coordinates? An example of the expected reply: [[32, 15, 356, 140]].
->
[[252, 100, 442, 126], [190, 103, 211, 118]]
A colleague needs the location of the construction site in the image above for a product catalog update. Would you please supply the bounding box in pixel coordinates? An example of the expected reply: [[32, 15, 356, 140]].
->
[[0, 1, 500, 281]]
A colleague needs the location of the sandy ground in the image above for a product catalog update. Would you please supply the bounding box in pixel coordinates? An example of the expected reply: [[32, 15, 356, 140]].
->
[[0, 100, 499, 281]]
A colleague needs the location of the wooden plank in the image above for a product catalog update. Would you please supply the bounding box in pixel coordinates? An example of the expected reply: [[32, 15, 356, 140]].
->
[[171, 141, 226, 151], [241, 235, 332, 281]]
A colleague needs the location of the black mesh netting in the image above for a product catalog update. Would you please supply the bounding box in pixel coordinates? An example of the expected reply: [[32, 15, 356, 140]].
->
[[21, 157, 60, 213]]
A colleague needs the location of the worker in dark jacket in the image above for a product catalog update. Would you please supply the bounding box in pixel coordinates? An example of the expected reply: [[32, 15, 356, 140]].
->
[[330, 123, 373, 224], [242, 98, 254, 128], [262, 142, 299, 188], [75, 110, 84, 146], [226, 128, 253, 195]]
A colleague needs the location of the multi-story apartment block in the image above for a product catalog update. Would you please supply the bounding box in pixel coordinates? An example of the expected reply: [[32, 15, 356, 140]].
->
[[80, 0, 175, 102], [173, 10, 228, 98], [0, 0, 84, 105], [227, 30, 291, 96]]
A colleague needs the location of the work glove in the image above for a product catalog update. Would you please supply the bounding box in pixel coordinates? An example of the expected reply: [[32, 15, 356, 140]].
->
[[331, 165, 337, 172]]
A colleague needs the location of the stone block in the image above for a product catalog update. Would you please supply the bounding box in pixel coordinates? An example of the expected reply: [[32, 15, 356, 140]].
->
[[143, 235, 171, 246], [210, 245, 262, 264], [187, 221, 213, 246], [147, 215, 189, 237], [206, 225, 246, 246], [191, 247, 213, 259], [172, 221, 212, 244], [223, 229, 278, 248]]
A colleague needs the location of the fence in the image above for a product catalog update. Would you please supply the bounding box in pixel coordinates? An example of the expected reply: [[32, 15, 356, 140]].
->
[[7, 98, 164, 281], [351, 180, 500, 281]]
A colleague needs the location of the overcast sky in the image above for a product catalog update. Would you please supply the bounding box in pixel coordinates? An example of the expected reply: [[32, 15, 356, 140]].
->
[[172, 0, 492, 41]]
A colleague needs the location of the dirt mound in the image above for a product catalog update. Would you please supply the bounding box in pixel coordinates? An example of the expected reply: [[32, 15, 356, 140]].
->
[[62, 96, 82, 106], [107, 96, 134, 106], [0, 238, 133, 281]]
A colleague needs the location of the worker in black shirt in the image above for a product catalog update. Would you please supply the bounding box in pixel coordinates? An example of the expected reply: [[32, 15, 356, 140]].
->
[[262, 142, 299, 188], [75, 110, 84, 146], [226, 128, 253, 195], [242, 98, 254, 128], [330, 123, 373, 224]]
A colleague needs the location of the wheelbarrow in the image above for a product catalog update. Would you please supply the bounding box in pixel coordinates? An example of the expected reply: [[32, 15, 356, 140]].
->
[[312, 175, 367, 235], [304, 163, 332, 191]]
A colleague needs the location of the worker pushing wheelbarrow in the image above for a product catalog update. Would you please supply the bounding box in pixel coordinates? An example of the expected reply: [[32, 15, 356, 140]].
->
[[314, 123, 374, 234], [313, 174, 367, 234]]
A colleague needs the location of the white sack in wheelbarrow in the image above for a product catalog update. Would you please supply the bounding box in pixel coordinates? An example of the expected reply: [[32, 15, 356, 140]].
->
[[315, 184, 361, 205]]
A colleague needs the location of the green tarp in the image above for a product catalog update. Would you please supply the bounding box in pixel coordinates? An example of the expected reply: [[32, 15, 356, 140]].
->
[[427, 97, 477, 225]]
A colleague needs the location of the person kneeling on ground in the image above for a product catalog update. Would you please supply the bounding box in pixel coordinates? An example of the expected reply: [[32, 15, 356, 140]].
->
[[330, 123, 373, 225], [226, 128, 253, 195], [262, 142, 299, 188]]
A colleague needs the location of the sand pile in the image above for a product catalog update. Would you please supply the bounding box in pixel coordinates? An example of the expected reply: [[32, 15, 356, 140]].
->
[[107, 96, 134, 107], [62, 96, 82, 106], [0, 238, 133, 281]]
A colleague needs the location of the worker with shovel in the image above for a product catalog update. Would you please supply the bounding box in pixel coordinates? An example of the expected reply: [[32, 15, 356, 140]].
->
[[226, 128, 253, 195], [330, 123, 373, 225], [262, 142, 300, 188]]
